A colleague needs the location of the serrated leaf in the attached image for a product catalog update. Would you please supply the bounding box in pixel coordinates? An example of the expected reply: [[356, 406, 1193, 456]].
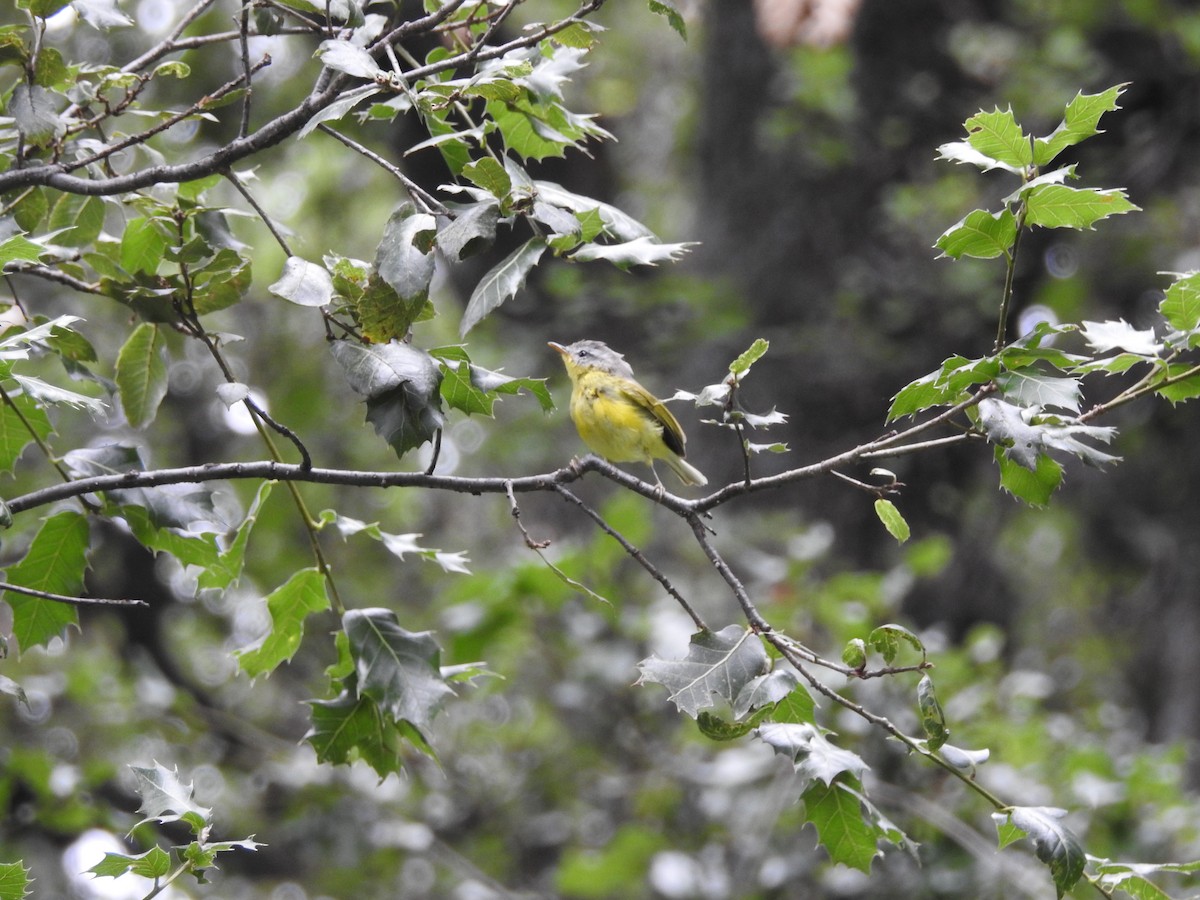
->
[[115, 323, 168, 429], [198, 481, 272, 591], [732, 668, 799, 718], [11, 83, 64, 143], [636, 625, 769, 718], [433, 346, 553, 415], [935, 208, 1017, 260], [343, 608, 455, 732], [460, 237, 547, 337], [917, 675, 948, 750], [1079, 319, 1161, 355], [462, 158, 512, 199], [119, 216, 168, 275], [996, 447, 1064, 507], [571, 236, 696, 270], [1034, 84, 1125, 166], [48, 192, 105, 247], [867, 623, 925, 664], [995, 807, 1087, 898], [802, 779, 881, 873], [842, 638, 867, 669], [647, 0, 687, 39], [317, 39, 382, 78], [758, 722, 869, 786], [936, 140, 1021, 174], [0, 233, 45, 267], [995, 369, 1082, 412], [533, 181, 656, 242], [0, 393, 52, 474], [4, 510, 88, 651], [270, 256, 334, 307], [0, 861, 31, 900], [130, 762, 212, 827], [964, 107, 1031, 169], [305, 684, 408, 777], [236, 568, 329, 677], [729, 338, 769, 377], [437, 201, 500, 261], [1155, 362, 1200, 404], [1160, 271, 1200, 333], [978, 397, 1119, 470], [375, 202, 437, 306], [1025, 184, 1138, 230], [873, 499, 910, 544], [331, 340, 444, 457]]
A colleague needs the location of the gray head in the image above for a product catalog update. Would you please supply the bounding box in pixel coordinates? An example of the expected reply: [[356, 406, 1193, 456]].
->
[[550, 340, 636, 379]]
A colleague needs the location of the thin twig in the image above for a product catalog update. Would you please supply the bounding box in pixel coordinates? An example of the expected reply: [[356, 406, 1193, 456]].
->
[[223, 168, 293, 256], [554, 484, 708, 631], [317, 125, 448, 215], [0, 580, 147, 607]]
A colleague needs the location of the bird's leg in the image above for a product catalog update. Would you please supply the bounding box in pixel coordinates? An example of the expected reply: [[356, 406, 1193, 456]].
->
[[650, 462, 666, 500]]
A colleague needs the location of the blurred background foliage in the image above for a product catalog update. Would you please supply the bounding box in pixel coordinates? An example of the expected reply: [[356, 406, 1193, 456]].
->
[[4, 0, 1200, 897]]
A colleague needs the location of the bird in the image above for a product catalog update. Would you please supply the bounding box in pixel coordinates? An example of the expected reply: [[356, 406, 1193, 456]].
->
[[548, 339, 707, 489]]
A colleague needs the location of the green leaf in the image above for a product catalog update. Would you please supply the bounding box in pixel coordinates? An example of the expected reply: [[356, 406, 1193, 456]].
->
[[269, 256, 334, 307], [647, 0, 687, 39], [437, 201, 500, 261], [1024, 184, 1139, 230], [236, 568, 330, 677], [0, 233, 45, 267], [963, 107, 1031, 169], [432, 345, 554, 415], [867, 623, 925, 665], [758, 722, 869, 786], [462, 158, 512, 199], [331, 340, 445, 457], [732, 668, 800, 718], [0, 861, 31, 900], [119, 216, 168, 275], [197, 481, 273, 591], [873, 499, 909, 544], [534, 181, 656, 242], [343, 608, 456, 733], [12, 188, 48, 232], [1160, 271, 1200, 333], [995, 368, 1082, 412], [10, 84, 64, 143], [47, 193, 105, 246], [994, 807, 1086, 898], [115, 323, 169, 429], [979, 397, 1119, 470], [842, 638, 867, 669], [802, 778, 881, 873], [917, 675, 949, 750], [130, 762, 212, 827], [1034, 84, 1125, 166], [120, 504, 220, 570], [729, 338, 769, 377], [1155, 362, 1200, 404], [0, 393, 52, 474], [696, 710, 762, 741], [375, 202, 438, 307], [636, 625, 770, 718], [935, 208, 1017, 260], [459, 237, 547, 337], [4, 510, 88, 651], [316, 38, 383, 78], [24, 0, 72, 16], [305, 680, 428, 777], [996, 447, 1064, 506], [571, 236, 696, 270]]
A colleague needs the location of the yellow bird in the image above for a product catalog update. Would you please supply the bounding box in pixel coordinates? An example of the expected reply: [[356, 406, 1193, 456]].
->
[[549, 340, 707, 488]]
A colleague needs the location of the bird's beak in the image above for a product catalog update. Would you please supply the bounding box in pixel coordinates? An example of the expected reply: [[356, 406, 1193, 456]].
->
[[547, 341, 567, 356]]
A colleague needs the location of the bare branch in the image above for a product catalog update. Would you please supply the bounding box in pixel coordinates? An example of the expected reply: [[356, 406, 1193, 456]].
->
[[0, 580, 147, 608]]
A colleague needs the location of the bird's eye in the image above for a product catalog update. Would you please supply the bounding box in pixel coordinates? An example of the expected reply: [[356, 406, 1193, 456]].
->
[[578, 349, 590, 358]]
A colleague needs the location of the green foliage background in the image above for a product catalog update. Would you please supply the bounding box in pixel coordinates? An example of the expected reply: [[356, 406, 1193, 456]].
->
[[3, 0, 1200, 898]]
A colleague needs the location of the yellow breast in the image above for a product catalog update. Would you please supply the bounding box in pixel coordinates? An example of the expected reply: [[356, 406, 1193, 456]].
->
[[569, 371, 661, 464]]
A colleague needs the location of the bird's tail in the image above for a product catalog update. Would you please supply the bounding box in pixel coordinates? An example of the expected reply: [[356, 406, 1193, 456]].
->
[[664, 454, 708, 487]]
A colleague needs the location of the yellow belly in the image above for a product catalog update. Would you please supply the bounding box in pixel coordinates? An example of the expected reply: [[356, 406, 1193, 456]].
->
[[570, 376, 662, 464]]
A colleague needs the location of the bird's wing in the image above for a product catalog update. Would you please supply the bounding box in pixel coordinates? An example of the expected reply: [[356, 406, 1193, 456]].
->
[[620, 382, 687, 457]]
